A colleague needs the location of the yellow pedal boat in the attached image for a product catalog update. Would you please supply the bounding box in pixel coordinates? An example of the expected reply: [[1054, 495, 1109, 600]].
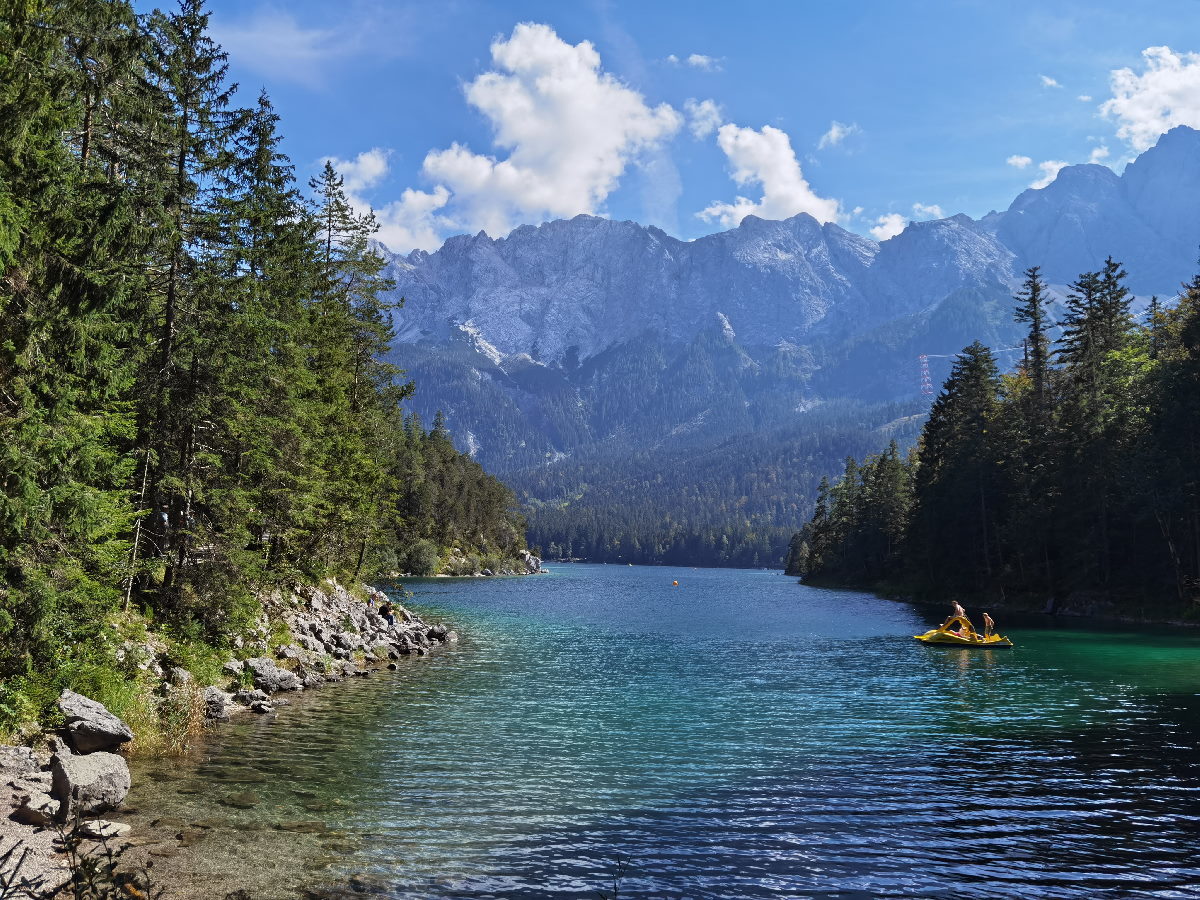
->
[[915, 616, 1013, 648]]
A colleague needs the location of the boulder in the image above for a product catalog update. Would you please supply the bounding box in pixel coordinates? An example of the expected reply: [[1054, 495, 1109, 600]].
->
[[57, 690, 134, 753], [427, 624, 449, 642], [445, 631, 459, 644], [50, 751, 130, 821], [245, 657, 302, 693], [518, 549, 543, 574], [202, 687, 232, 722], [221, 660, 244, 679], [249, 701, 274, 714], [168, 667, 193, 686]]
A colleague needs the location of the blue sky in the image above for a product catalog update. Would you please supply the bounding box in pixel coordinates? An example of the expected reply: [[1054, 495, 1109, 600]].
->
[[189, 0, 1200, 253]]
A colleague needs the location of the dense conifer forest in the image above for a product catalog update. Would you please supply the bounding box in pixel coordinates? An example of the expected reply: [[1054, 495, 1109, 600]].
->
[[0, 0, 524, 732], [787, 261, 1200, 618], [523, 402, 924, 568]]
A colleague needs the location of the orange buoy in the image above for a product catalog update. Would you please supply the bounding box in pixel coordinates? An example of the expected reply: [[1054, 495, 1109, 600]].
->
[[672, 580, 679, 586]]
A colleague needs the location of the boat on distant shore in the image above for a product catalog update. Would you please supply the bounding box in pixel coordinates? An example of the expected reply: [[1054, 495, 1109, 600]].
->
[[915, 616, 1013, 648]]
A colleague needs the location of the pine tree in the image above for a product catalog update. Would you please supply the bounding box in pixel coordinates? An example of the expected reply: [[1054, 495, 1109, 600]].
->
[[1013, 265, 1051, 411], [909, 342, 1001, 590]]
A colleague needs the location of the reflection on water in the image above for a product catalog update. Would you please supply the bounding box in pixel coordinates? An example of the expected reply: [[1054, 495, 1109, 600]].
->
[[126, 565, 1200, 899]]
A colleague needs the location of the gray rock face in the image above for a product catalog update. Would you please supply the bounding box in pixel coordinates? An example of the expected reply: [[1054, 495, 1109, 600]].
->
[[50, 751, 130, 821], [379, 127, 1200, 493], [57, 690, 133, 754]]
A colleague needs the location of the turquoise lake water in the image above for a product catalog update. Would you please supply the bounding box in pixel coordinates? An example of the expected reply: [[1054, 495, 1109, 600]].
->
[[126, 564, 1200, 898]]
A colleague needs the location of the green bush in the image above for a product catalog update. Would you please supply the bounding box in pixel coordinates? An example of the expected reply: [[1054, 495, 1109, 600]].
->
[[402, 539, 441, 577]]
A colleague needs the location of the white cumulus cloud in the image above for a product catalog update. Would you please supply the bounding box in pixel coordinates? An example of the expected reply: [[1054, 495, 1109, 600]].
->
[[1030, 159, 1068, 189], [1089, 144, 1111, 164], [1078, 94, 1093, 102], [684, 98, 723, 139], [870, 213, 906, 241], [818, 120, 861, 149], [358, 23, 681, 251], [1101, 46, 1200, 151], [1040, 74, 1061, 88], [911, 202, 943, 219], [698, 124, 841, 227], [1007, 154, 1033, 169], [325, 148, 390, 194]]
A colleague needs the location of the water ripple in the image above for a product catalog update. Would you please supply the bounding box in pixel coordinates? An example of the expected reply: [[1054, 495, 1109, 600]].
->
[[127, 566, 1200, 899]]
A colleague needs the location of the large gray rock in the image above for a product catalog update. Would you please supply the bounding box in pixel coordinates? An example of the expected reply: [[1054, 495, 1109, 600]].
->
[[50, 751, 130, 821], [244, 657, 302, 694], [57, 690, 133, 753]]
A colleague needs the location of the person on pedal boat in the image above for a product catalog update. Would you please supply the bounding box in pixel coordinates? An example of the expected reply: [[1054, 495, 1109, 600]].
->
[[941, 601, 970, 632]]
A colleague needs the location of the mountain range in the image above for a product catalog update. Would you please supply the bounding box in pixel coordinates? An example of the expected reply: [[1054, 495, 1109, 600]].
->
[[381, 126, 1200, 566]]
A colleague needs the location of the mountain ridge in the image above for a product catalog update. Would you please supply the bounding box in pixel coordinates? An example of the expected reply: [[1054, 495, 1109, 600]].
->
[[380, 126, 1200, 566]]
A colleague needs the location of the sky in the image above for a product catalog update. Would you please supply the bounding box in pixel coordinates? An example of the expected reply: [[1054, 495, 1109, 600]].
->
[[182, 0, 1200, 254]]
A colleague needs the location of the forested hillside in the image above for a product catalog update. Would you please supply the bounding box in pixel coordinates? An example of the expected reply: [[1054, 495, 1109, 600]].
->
[[788, 261, 1200, 618], [524, 402, 924, 567], [0, 0, 524, 732]]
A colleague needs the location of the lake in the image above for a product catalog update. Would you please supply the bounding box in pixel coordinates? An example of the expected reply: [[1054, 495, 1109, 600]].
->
[[125, 563, 1200, 898]]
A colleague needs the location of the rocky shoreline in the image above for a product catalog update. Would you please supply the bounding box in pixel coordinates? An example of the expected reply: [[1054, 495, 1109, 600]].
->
[[0, 571, 487, 898]]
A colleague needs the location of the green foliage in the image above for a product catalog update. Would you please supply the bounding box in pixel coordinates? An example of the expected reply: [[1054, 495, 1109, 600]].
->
[[0, 0, 525, 732], [402, 539, 441, 577], [794, 257, 1200, 615]]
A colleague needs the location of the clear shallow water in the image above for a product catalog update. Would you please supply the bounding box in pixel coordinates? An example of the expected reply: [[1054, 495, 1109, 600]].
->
[[126, 564, 1200, 899]]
